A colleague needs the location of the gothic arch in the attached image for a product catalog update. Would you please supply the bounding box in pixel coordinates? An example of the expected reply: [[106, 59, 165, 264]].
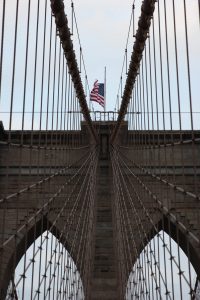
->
[[1, 214, 83, 300], [125, 214, 200, 299]]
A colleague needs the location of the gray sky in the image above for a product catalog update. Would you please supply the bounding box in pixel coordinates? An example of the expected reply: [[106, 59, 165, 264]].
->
[[1, 0, 200, 128], [63, 0, 142, 111], [63, 0, 200, 116]]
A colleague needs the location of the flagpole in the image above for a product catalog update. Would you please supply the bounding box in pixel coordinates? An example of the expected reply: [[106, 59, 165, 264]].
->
[[104, 66, 106, 112]]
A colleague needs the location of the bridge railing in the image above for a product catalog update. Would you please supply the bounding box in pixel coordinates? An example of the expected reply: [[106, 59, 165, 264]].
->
[[90, 110, 118, 122]]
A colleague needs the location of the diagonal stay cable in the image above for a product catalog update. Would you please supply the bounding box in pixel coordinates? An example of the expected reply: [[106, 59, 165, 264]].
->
[[2, 148, 97, 249], [42, 150, 98, 299], [115, 146, 200, 246], [112, 145, 197, 294], [0, 140, 90, 151], [111, 0, 156, 143], [118, 149, 200, 201], [111, 147, 169, 298], [15, 148, 97, 293], [0, 149, 91, 204], [14, 152, 89, 290], [50, 0, 98, 143]]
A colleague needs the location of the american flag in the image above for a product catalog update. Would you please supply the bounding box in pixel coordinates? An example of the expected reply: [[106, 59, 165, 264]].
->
[[90, 80, 105, 108]]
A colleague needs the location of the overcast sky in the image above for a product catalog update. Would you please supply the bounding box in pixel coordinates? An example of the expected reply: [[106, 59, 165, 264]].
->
[[1, 0, 199, 128], [0, 0, 141, 128], [63, 0, 142, 111], [62, 0, 200, 116]]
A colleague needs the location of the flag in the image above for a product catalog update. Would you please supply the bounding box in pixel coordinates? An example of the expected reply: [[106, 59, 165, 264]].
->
[[90, 80, 105, 108]]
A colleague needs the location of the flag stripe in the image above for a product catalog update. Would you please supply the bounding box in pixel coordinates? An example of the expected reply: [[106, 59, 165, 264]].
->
[[90, 80, 105, 108]]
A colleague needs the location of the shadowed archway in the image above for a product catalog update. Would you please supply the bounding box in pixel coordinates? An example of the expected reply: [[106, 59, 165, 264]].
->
[[126, 219, 200, 299], [2, 216, 85, 300], [6, 229, 84, 299]]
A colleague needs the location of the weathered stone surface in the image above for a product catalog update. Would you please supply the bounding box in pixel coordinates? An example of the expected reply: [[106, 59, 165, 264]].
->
[[0, 123, 200, 299]]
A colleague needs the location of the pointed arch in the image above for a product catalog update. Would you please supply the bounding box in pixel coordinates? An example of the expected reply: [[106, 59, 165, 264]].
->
[[7, 230, 84, 299], [3, 215, 84, 300], [141, 215, 200, 278], [126, 214, 200, 299]]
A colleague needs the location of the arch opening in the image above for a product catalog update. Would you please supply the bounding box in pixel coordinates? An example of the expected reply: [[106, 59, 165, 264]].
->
[[126, 230, 200, 300], [6, 231, 84, 300]]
